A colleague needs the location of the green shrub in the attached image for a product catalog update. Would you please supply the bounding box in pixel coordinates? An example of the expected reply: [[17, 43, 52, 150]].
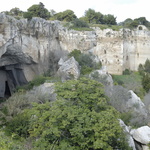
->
[[17, 76, 51, 91], [138, 64, 145, 75], [142, 73, 150, 92], [120, 111, 133, 125], [69, 50, 102, 75], [81, 66, 93, 75], [5, 113, 30, 139], [123, 69, 132, 75], [0, 129, 23, 150], [23, 78, 131, 150], [71, 18, 89, 28]]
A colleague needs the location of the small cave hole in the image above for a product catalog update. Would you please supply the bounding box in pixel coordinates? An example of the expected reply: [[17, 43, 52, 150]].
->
[[5, 81, 11, 98]]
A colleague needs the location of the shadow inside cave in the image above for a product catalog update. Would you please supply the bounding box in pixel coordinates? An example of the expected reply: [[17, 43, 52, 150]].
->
[[0, 64, 28, 99]]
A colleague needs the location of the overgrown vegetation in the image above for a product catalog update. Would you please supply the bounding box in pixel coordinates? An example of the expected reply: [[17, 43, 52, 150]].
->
[[23, 2, 50, 20], [0, 78, 131, 149], [112, 71, 144, 99], [16, 76, 51, 92], [68, 49, 102, 75], [138, 59, 150, 92], [2, 2, 150, 31]]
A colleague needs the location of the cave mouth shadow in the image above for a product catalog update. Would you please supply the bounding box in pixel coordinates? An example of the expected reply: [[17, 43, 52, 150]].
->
[[5, 81, 11, 98], [0, 64, 28, 99]]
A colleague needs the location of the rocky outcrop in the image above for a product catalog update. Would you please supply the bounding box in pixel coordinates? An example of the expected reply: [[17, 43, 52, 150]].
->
[[59, 26, 150, 75], [89, 66, 113, 86], [1, 14, 150, 77], [119, 119, 136, 150], [131, 126, 150, 150], [131, 126, 150, 145], [0, 13, 62, 80], [0, 14, 62, 96], [57, 57, 80, 82], [127, 90, 148, 115], [1, 14, 150, 96], [26, 82, 56, 102]]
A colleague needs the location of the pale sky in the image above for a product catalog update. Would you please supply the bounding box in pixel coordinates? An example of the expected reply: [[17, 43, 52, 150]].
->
[[0, 0, 149, 23]]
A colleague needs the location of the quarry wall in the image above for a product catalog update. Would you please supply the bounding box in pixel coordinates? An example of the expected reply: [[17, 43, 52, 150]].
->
[[0, 13, 150, 80]]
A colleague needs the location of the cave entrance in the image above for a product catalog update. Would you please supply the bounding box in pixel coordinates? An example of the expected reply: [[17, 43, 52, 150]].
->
[[0, 64, 28, 98], [4, 81, 11, 98]]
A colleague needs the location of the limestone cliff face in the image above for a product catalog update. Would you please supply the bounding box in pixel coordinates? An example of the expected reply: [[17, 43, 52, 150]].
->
[[0, 13, 61, 81], [59, 28, 124, 74], [1, 13, 150, 80], [123, 26, 150, 71], [59, 25, 150, 74]]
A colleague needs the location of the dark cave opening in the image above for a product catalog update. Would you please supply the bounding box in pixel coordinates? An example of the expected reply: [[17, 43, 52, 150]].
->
[[0, 64, 28, 99], [4, 81, 11, 98]]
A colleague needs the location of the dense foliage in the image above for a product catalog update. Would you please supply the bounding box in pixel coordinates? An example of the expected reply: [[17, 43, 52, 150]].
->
[[2, 2, 150, 30], [80, 8, 117, 25], [23, 2, 50, 20], [121, 17, 150, 29], [69, 49, 102, 74], [1, 78, 131, 149], [52, 9, 77, 22], [138, 59, 150, 92]]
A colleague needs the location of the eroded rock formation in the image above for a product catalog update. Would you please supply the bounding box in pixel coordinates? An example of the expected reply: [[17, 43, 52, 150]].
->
[[0, 14, 62, 97], [1, 13, 150, 96]]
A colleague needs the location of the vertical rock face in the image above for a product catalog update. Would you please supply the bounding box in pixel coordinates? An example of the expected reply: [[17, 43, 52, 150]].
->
[[123, 26, 150, 71], [1, 13, 150, 86], [0, 14, 62, 97], [59, 27, 124, 74], [59, 26, 150, 75], [0, 13, 62, 81]]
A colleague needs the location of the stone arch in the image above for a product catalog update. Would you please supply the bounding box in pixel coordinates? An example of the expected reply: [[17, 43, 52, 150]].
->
[[138, 26, 143, 30]]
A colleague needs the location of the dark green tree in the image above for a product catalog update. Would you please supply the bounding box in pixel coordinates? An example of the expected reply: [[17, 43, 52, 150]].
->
[[142, 73, 150, 92], [134, 17, 149, 26], [24, 2, 50, 20], [122, 18, 133, 27], [85, 8, 96, 23], [138, 64, 144, 75], [144, 59, 150, 73], [9, 7, 23, 16], [54, 9, 77, 22], [24, 78, 131, 150], [71, 18, 89, 28], [84, 8, 103, 24], [103, 14, 117, 25]]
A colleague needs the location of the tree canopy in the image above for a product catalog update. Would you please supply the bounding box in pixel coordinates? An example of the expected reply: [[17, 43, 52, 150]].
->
[[82, 8, 116, 25], [23, 2, 50, 20], [3, 78, 131, 149], [53, 9, 77, 22]]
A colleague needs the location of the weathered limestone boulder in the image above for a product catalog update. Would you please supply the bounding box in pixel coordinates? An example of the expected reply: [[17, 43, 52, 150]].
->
[[131, 126, 150, 145], [57, 57, 80, 82], [89, 66, 113, 86], [119, 119, 136, 150], [127, 90, 148, 116], [131, 126, 150, 150], [26, 82, 56, 102]]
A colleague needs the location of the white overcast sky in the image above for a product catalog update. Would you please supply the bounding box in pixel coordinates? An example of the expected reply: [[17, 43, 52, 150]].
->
[[0, 0, 149, 23]]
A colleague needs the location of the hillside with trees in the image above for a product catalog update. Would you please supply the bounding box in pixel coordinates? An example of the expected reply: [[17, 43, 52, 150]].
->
[[1, 2, 150, 30], [1, 2, 150, 150]]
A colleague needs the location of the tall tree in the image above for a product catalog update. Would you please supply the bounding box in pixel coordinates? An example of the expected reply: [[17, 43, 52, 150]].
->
[[103, 14, 117, 25], [54, 9, 76, 22], [24, 2, 50, 20]]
